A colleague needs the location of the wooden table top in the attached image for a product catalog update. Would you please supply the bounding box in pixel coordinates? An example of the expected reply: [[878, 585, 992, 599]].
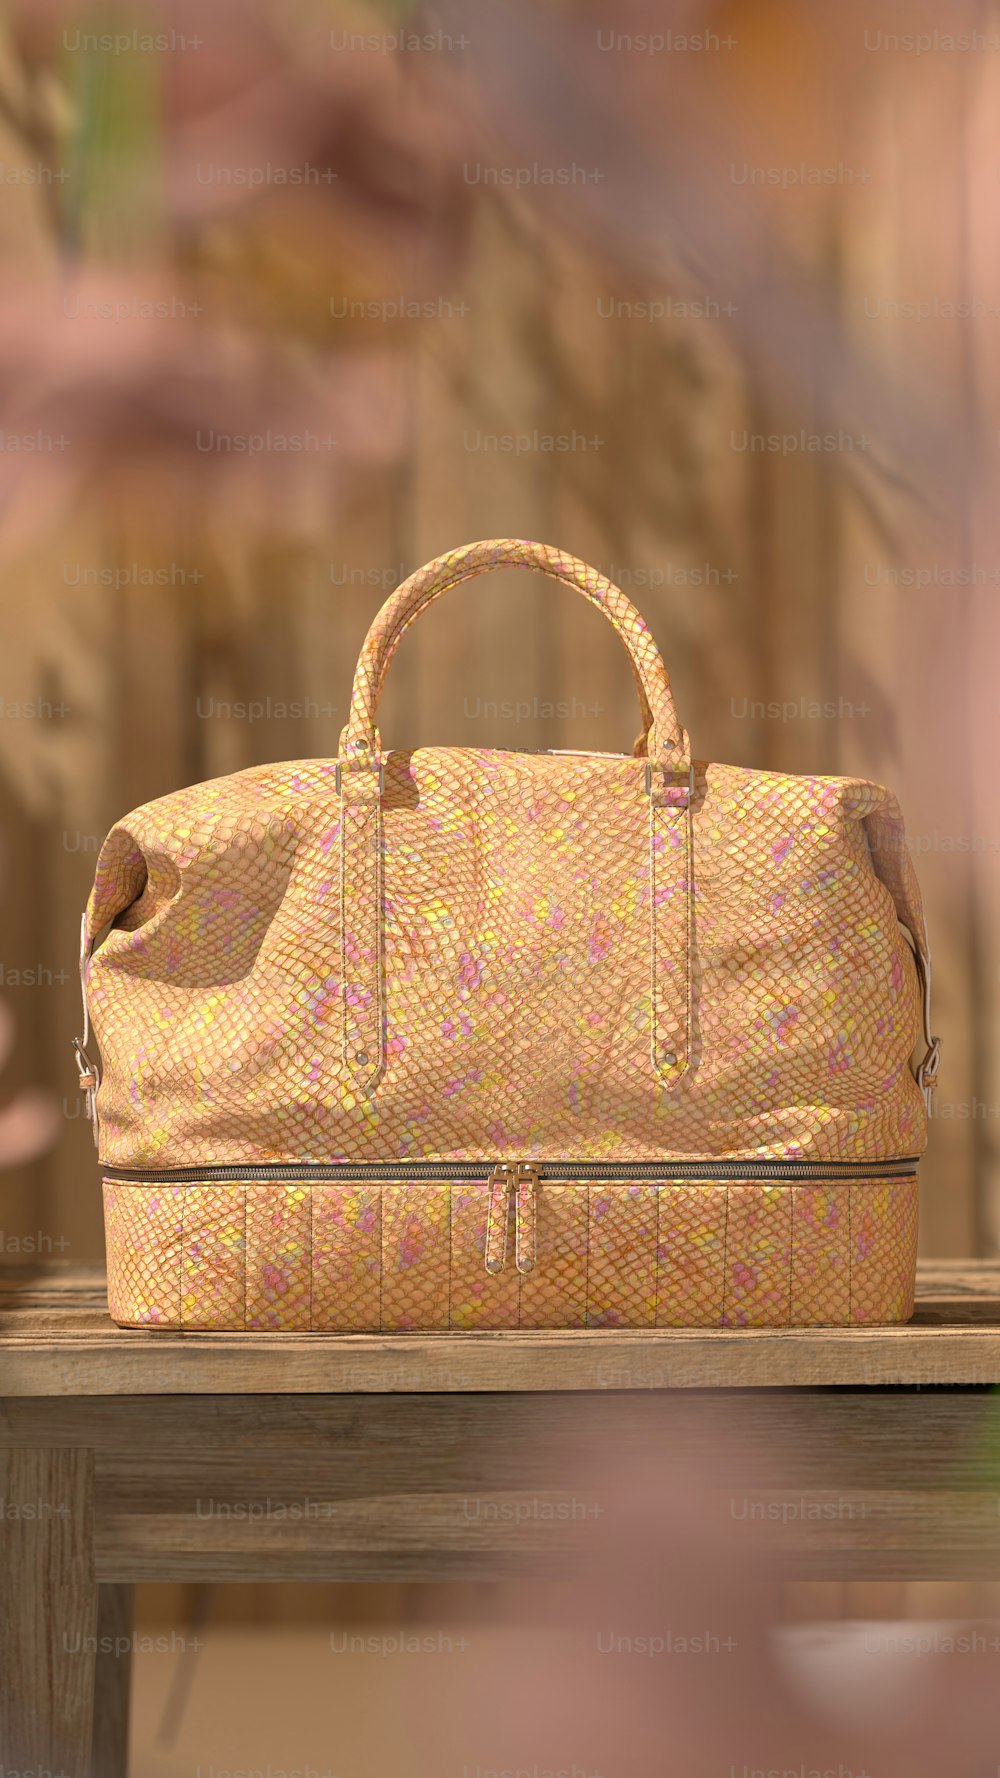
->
[[1, 1260, 999, 1395]]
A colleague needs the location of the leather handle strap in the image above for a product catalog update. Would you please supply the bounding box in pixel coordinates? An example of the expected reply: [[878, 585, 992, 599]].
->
[[338, 539, 689, 765], [336, 540, 693, 1095]]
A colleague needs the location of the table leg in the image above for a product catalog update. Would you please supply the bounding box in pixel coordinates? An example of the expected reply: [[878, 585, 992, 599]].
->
[[0, 1447, 98, 1777], [92, 1584, 134, 1778]]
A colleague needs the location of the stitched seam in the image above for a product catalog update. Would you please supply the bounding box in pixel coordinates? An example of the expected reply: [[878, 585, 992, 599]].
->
[[309, 1185, 314, 1334], [580, 1187, 587, 1329], [675, 807, 688, 1076], [848, 1180, 854, 1326], [650, 799, 692, 1087], [448, 1183, 453, 1332], [787, 1184, 795, 1330], [339, 800, 350, 1071], [515, 1180, 521, 1331], [340, 799, 385, 1088], [242, 1184, 247, 1333], [908, 1178, 918, 1314], [682, 806, 692, 1068], [373, 799, 385, 1080], [179, 1187, 187, 1329], [378, 1184, 385, 1334], [720, 1185, 730, 1328], [649, 793, 658, 1086], [360, 808, 375, 1068], [654, 1181, 661, 1329]]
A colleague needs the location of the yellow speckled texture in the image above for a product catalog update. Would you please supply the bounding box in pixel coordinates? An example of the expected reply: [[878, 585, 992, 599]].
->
[[88, 541, 930, 1331], [103, 1178, 919, 1330]]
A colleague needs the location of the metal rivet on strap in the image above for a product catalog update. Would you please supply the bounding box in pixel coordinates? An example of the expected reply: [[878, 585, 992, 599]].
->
[[355, 1051, 369, 1065], [662, 1052, 677, 1067]]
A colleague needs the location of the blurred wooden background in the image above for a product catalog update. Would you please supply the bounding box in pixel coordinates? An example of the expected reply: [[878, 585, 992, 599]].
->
[[1, 130, 996, 1264], [0, 4, 997, 1758]]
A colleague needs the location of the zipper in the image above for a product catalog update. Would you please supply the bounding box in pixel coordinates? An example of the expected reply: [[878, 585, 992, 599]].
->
[[102, 1157, 919, 1184], [105, 1154, 918, 1282]]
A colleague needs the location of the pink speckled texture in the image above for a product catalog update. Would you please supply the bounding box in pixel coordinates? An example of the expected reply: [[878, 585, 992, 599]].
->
[[88, 542, 931, 1332], [104, 1177, 919, 1330]]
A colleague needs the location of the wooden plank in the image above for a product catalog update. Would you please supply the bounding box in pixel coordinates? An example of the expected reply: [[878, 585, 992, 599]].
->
[[88, 1488, 1000, 1585], [83, 1546, 1000, 1584], [0, 1261, 999, 1394], [0, 1394, 993, 1587], [1, 1324, 999, 1394], [755, 1551, 1000, 1582], [0, 1390, 991, 1487], [0, 1446, 98, 1775]]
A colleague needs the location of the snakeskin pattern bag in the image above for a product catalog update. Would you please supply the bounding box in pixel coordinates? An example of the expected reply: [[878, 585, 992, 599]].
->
[[77, 540, 940, 1331]]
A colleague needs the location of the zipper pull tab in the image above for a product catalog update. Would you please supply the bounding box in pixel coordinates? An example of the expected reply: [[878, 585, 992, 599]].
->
[[486, 1165, 514, 1275], [514, 1164, 538, 1275]]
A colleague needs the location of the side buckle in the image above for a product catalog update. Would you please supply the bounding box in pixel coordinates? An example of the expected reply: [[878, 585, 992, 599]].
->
[[71, 1035, 100, 1145], [335, 757, 385, 797], [916, 1034, 942, 1111], [645, 761, 694, 807], [74, 911, 100, 1150]]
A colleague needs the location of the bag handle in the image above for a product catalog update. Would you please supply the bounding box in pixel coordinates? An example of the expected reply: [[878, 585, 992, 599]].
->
[[337, 539, 690, 767]]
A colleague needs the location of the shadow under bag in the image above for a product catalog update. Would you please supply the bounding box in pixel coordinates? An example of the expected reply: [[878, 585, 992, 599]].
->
[[76, 540, 940, 1331]]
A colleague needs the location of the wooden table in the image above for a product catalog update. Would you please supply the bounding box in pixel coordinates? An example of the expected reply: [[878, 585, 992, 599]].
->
[[3, 1259, 1000, 1776]]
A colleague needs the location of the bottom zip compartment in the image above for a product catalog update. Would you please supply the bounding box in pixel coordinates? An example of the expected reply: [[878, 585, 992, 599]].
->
[[102, 1171, 919, 1333]]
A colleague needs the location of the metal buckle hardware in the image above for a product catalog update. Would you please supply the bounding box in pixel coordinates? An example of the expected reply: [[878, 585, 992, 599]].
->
[[645, 761, 694, 804], [71, 1036, 99, 1094], [73, 911, 100, 1148], [335, 758, 385, 796], [916, 1033, 942, 1104]]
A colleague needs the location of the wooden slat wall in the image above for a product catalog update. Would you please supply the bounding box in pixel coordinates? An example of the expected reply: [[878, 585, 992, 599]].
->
[[838, 48, 983, 1258], [0, 3, 994, 1696], [0, 51, 992, 1278], [967, 14, 1000, 1256]]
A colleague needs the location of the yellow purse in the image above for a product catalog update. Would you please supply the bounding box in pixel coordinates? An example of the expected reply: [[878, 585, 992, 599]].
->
[[77, 541, 939, 1330]]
